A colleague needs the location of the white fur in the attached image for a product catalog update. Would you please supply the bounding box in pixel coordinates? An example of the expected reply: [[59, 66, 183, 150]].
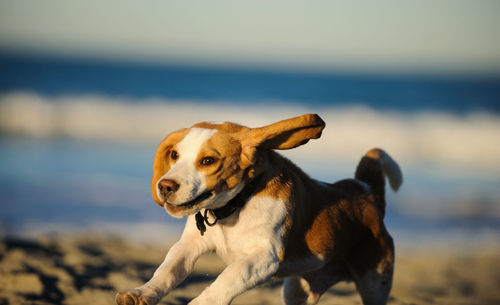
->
[[156, 128, 217, 205], [129, 195, 287, 305], [205, 195, 287, 264]]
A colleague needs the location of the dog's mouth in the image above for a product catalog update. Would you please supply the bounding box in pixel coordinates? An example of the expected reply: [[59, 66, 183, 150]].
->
[[164, 191, 214, 214]]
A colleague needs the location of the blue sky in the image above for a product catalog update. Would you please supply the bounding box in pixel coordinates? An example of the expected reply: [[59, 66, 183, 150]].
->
[[1, 0, 500, 74]]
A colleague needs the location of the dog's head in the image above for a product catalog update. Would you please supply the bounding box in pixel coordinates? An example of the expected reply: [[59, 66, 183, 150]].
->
[[151, 114, 325, 218]]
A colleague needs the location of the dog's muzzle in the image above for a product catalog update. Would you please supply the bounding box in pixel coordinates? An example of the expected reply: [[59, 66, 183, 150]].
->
[[159, 178, 214, 209]]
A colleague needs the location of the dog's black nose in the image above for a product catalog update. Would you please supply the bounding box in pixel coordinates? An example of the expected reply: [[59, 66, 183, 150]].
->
[[159, 179, 179, 193]]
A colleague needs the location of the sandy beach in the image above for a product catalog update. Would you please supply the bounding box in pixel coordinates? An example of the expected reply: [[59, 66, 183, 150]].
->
[[1, 234, 499, 305]]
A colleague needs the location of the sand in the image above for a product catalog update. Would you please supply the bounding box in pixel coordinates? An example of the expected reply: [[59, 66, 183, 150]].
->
[[1, 235, 499, 305]]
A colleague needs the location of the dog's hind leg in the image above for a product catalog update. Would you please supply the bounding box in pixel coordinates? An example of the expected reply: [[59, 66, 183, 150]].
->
[[347, 234, 395, 305], [353, 268, 393, 305], [282, 276, 320, 305], [282, 262, 349, 305]]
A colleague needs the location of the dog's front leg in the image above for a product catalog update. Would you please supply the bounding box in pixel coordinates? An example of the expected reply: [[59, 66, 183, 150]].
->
[[116, 234, 208, 305], [189, 249, 280, 305]]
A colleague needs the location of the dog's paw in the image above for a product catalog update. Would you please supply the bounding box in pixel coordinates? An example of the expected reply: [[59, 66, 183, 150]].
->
[[115, 288, 158, 305]]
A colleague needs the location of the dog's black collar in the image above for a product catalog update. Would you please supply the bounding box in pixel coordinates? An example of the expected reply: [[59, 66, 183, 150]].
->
[[195, 176, 262, 236]]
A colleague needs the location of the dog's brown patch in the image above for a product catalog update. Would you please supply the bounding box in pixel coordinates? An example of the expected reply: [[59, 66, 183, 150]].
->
[[151, 129, 189, 206]]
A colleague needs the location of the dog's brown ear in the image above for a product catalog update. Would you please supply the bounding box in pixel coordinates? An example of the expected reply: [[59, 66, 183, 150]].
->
[[245, 113, 325, 151], [240, 114, 325, 168], [151, 129, 188, 206]]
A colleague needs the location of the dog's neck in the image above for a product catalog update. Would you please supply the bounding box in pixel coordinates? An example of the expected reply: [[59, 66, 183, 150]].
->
[[195, 175, 263, 236]]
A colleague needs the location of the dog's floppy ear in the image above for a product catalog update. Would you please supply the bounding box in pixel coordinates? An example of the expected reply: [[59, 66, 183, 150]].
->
[[246, 113, 325, 150], [151, 129, 188, 206], [241, 114, 325, 165]]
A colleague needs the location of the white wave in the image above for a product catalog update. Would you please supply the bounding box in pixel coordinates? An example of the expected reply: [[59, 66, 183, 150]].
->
[[1, 91, 500, 174]]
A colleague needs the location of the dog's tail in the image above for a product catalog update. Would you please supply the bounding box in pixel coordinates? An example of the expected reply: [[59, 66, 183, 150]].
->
[[355, 148, 402, 213]]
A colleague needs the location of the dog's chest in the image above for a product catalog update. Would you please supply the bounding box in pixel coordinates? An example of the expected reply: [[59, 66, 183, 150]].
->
[[206, 196, 287, 264]]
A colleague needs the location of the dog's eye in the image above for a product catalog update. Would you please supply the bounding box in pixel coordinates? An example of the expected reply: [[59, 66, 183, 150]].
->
[[170, 150, 179, 160], [200, 157, 216, 166]]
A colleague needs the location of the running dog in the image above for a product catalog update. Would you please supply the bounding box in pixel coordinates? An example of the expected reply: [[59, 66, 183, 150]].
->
[[116, 113, 402, 305]]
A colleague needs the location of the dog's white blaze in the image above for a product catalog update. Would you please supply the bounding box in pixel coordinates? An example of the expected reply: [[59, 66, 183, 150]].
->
[[156, 128, 217, 204], [177, 128, 217, 164]]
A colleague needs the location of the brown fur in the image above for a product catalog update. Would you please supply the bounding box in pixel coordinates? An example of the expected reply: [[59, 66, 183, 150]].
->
[[253, 150, 394, 273], [252, 149, 397, 305], [151, 129, 189, 206]]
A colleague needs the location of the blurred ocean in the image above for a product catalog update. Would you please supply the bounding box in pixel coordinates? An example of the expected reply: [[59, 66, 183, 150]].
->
[[1, 53, 499, 247]]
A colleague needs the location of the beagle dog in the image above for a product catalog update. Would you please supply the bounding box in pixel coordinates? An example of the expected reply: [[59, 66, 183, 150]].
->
[[116, 114, 402, 305]]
